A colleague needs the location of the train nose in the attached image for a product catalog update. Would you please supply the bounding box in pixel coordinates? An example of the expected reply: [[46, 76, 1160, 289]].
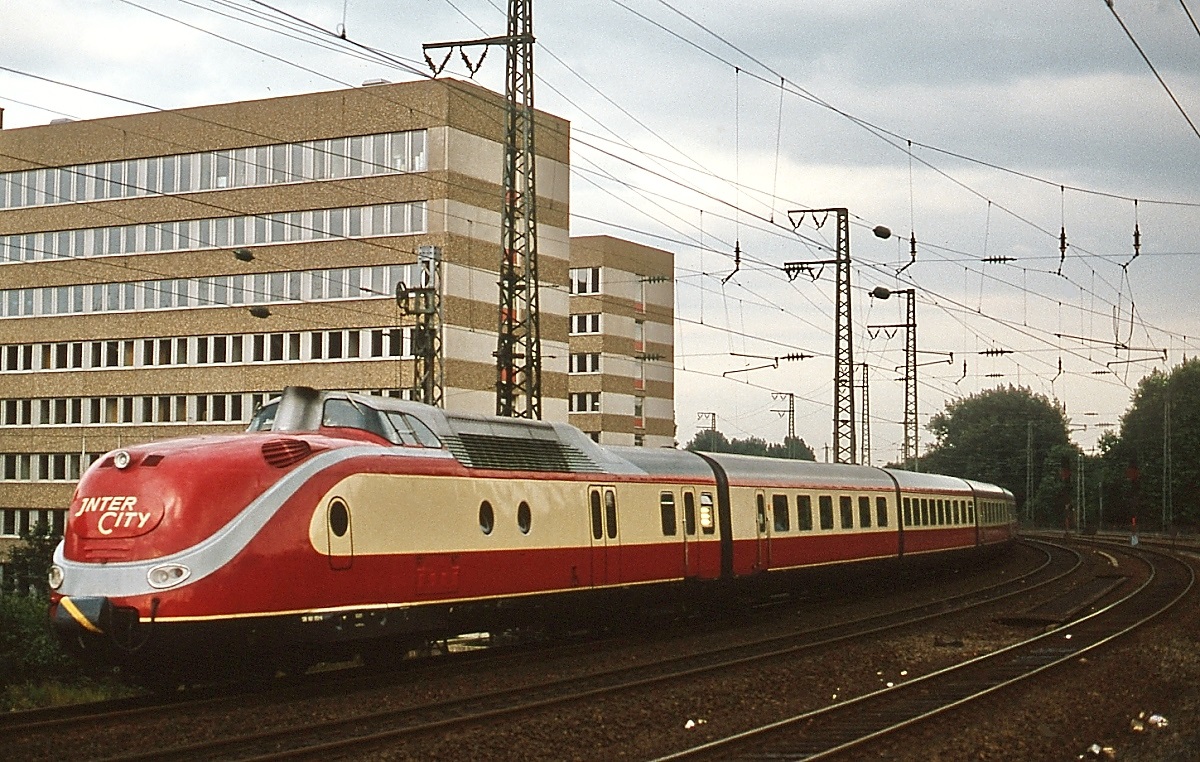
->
[[52, 596, 114, 636]]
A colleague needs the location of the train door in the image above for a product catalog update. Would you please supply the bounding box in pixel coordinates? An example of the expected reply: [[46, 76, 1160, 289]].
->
[[326, 496, 353, 570], [681, 489, 699, 578], [588, 486, 621, 585], [755, 491, 770, 571]]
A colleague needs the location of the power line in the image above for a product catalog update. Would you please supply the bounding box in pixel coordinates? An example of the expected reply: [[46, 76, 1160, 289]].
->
[[1105, 0, 1200, 142]]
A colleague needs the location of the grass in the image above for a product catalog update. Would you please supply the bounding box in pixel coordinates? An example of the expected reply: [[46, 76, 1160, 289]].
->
[[1, 674, 139, 712]]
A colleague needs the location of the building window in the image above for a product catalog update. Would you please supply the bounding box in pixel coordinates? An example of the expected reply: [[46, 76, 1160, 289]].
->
[[0, 201, 426, 280], [0, 130, 428, 211], [633, 396, 644, 428], [569, 267, 601, 295], [570, 313, 601, 334], [569, 353, 600, 374], [1, 260, 424, 320], [569, 392, 601, 413]]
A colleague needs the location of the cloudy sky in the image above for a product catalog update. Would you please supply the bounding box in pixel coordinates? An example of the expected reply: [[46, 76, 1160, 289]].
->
[[4, 0, 1200, 459]]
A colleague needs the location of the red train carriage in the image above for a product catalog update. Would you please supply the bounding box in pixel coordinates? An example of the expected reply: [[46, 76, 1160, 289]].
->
[[48, 387, 1015, 680]]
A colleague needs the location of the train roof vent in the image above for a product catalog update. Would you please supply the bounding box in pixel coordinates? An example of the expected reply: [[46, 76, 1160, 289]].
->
[[141, 454, 165, 467], [444, 433, 599, 473]]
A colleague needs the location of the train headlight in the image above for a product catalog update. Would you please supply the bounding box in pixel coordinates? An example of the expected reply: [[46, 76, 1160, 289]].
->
[[113, 450, 132, 470], [147, 563, 190, 589], [48, 565, 64, 591]]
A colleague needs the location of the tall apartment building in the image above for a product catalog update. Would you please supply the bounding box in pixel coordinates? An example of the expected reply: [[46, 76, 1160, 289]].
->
[[567, 235, 674, 448], [0, 80, 675, 567]]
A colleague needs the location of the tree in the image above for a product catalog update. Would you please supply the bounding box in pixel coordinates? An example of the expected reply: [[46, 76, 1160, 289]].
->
[[3, 521, 60, 597], [1099, 357, 1200, 531], [919, 385, 1074, 522], [685, 430, 815, 460]]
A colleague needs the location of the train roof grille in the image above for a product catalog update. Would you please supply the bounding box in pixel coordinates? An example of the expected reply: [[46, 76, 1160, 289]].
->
[[444, 432, 599, 473]]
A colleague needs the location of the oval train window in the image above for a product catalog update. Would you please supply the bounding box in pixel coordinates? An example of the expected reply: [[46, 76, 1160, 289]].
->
[[517, 501, 531, 534], [480, 501, 495, 535], [328, 498, 350, 538]]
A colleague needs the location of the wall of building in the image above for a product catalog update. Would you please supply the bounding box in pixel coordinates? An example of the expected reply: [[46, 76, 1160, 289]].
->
[[567, 235, 675, 448], [0, 78, 579, 559]]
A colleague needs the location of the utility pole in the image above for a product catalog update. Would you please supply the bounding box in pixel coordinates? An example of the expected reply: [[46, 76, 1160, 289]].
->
[[868, 286, 917, 470], [424, 0, 541, 419], [785, 211, 890, 464], [1026, 421, 1034, 524], [858, 363, 871, 466], [1164, 383, 1172, 531], [396, 245, 443, 406], [771, 392, 796, 457], [697, 412, 717, 432]]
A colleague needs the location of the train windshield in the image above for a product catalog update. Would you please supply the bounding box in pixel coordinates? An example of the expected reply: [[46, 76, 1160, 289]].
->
[[247, 401, 278, 431], [321, 399, 392, 440]]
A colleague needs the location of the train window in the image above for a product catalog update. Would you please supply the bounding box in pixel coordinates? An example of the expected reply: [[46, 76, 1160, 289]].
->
[[684, 492, 697, 535], [818, 496, 834, 530], [839, 496, 853, 529], [756, 494, 766, 533], [936, 500, 945, 525], [479, 501, 494, 535], [773, 494, 790, 532], [384, 411, 443, 448], [328, 497, 349, 538], [247, 400, 278, 431], [517, 501, 532, 534], [968, 501, 975, 523], [590, 490, 603, 540], [920, 499, 929, 526], [797, 495, 813, 531], [858, 496, 871, 529], [660, 492, 677, 536], [952, 500, 960, 524], [605, 490, 617, 539], [699, 493, 715, 534], [876, 496, 888, 527], [903, 497, 912, 527]]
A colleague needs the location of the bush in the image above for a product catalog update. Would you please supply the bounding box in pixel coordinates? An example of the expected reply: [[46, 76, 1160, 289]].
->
[[0, 592, 69, 687]]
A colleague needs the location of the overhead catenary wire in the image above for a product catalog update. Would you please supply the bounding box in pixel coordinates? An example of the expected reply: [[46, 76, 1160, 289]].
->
[[3, 0, 1196, 442]]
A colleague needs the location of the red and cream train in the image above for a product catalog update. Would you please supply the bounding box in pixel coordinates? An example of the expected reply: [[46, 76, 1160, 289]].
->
[[49, 387, 1017, 679]]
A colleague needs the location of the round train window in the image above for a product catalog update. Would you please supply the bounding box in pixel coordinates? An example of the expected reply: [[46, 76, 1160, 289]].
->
[[517, 501, 531, 534], [479, 501, 495, 535], [328, 498, 350, 538]]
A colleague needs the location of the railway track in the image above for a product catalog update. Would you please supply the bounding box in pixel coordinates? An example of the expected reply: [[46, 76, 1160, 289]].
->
[[6, 541, 1080, 761], [652, 541, 1193, 761]]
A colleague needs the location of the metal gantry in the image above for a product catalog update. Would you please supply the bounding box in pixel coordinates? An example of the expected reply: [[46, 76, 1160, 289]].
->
[[869, 286, 917, 469], [397, 245, 444, 407], [423, 0, 541, 419], [859, 363, 871, 466], [494, 0, 541, 419], [771, 391, 796, 457], [785, 207, 856, 464], [902, 290, 917, 469]]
